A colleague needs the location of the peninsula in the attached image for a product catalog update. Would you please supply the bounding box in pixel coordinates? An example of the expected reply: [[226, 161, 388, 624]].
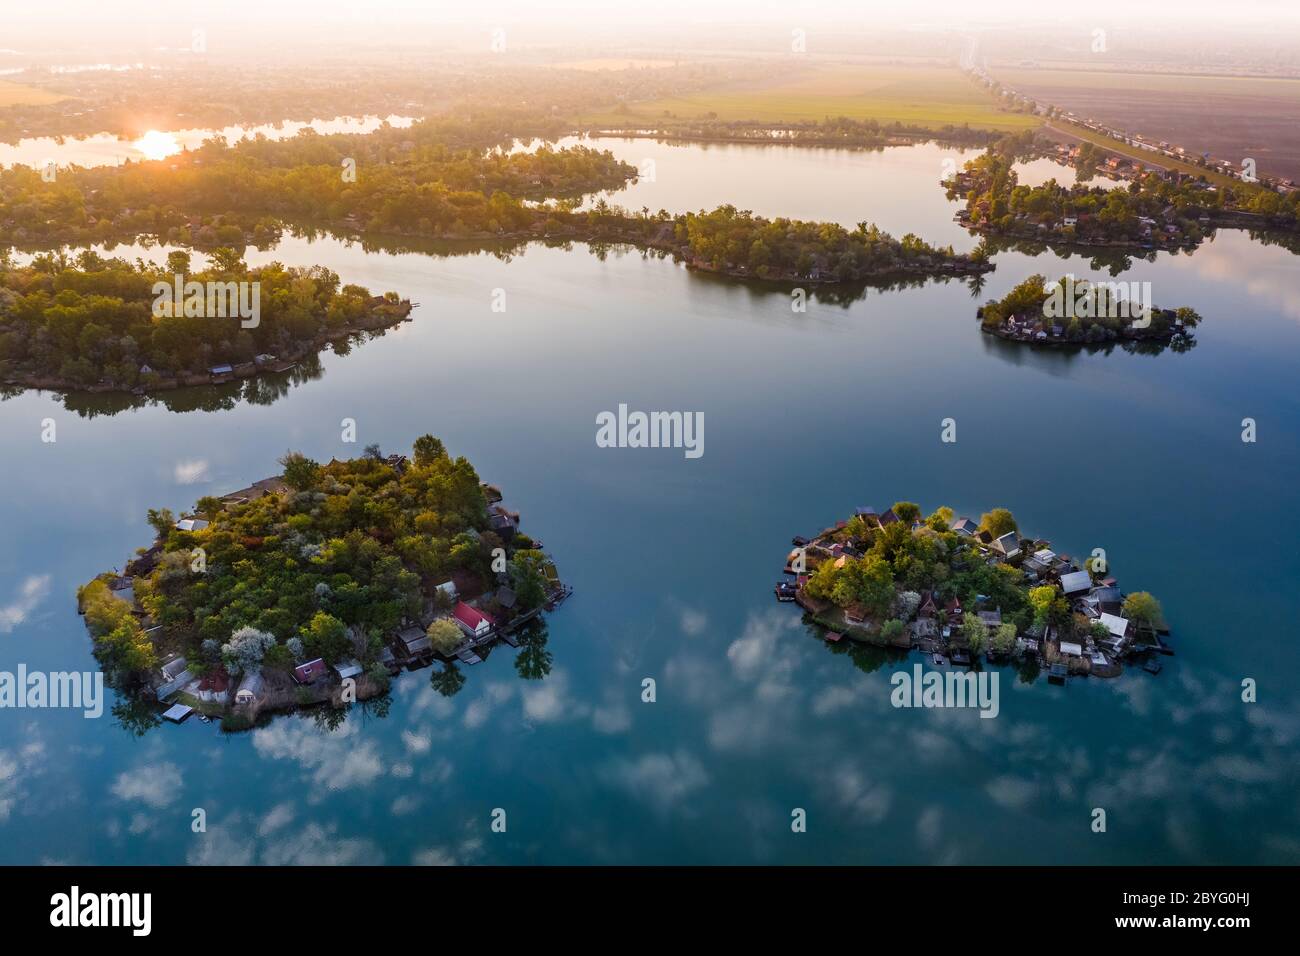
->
[[0, 249, 412, 394], [77, 436, 570, 730], [777, 503, 1169, 681]]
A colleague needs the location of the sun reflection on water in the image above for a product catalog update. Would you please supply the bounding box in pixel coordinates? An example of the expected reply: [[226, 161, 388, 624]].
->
[[133, 129, 181, 161]]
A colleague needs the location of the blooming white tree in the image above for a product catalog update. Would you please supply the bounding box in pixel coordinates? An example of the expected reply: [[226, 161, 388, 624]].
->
[[221, 626, 277, 675]]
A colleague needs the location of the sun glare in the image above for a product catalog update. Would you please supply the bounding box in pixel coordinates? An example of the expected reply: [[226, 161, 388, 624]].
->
[[133, 129, 181, 161]]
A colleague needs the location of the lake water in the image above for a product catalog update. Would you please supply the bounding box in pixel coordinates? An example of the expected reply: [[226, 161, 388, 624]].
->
[[2, 139, 1299, 865], [0, 115, 415, 170]]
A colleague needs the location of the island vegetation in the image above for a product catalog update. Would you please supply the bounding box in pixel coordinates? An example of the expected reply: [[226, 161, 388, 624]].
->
[[0, 115, 990, 284], [948, 131, 1300, 251], [977, 274, 1201, 351], [0, 247, 411, 392], [586, 115, 1003, 149], [777, 502, 1169, 680], [77, 436, 568, 730]]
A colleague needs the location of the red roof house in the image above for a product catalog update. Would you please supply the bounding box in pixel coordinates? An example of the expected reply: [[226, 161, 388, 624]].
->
[[453, 602, 496, 638], [293, 658, 328, 684]]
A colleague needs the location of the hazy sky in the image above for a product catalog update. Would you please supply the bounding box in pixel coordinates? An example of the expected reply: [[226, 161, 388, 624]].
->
[[3, 1, 1298, 52]]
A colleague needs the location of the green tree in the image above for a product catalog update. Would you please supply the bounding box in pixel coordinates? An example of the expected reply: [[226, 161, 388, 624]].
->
[[195, 496, 223, 520], [979, 508, 1017, 537], [891, 501, 921, 524], [426, 618, 463, 655], [991, 622, 1017, 656], [1028, 585, 1070, 627], [301, 611, 350, 663], [964, 614, 988, 654], [1122, 592, 1165, 632], [279, 450, 320, 491], [146, 507, 175, 538], [412, 434, 447, 467]]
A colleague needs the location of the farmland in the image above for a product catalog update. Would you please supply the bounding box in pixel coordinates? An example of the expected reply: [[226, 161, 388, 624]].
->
[[998, 67, 1300, 182], [580, 62, 1041, 132], [0, 79, 67, 108]]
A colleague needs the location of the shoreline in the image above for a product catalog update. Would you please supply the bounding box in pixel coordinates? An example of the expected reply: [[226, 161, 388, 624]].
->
[[1, 298, 413, 396]]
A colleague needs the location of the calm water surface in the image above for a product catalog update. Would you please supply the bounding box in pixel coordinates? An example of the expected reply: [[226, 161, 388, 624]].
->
[[0, 115, 415, 170], [1, 139, 1299, 865]]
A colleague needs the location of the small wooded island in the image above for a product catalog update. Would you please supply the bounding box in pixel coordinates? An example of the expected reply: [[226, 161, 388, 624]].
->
[[0, 248, 412, 394], [78, 436, 570, 730], [978, 274, 1202, 352], [776, 503, 1170, 681]]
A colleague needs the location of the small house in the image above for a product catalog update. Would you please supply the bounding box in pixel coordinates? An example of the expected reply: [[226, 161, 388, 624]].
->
[[1098, 612, 1131, 640], [175, 517, 209, 532], [397, 624, 432, 657], [1087, 586, 1124, 615], [1059, 641, 1084, 657], [917, 593, 938, 618], [453, 602, 495, 639], [293, 658, 328, 684], [334, 659, 363, 681], [950, 517, 977, 536], [234, 670, 264, 705], [844, 604, 869, 626], [993, 532, 1020, 559], [1060, 570, 1092, 595]]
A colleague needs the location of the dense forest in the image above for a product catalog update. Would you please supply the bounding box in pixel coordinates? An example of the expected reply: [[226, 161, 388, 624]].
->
[[79, 437, 554, 689], [0, 248, 409, 390]]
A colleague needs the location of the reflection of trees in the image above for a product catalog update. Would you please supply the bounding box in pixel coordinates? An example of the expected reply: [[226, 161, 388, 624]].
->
[[513, 620, 553, 680], [355, 691, 392, 722], [1016, 657, 1041, 685], [977, 234, 1143, 275], [430, 661, 466, 697], [111, 695, 162, 737], [1245, 229, 1300, 256], [311, 704, 349, 733], [6, 342, 330, 418]]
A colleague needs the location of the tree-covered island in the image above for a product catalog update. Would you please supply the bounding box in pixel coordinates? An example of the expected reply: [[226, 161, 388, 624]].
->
[[0, 248, 411, 393], [77, 436, 569, 730], [977, 274, 1202, 351], [777, 503, 1169, 681]]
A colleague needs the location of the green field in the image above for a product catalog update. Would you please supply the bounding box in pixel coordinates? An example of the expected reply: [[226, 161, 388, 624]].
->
[[0, 79, 68, 108], [580, 62, 1041, 132]]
